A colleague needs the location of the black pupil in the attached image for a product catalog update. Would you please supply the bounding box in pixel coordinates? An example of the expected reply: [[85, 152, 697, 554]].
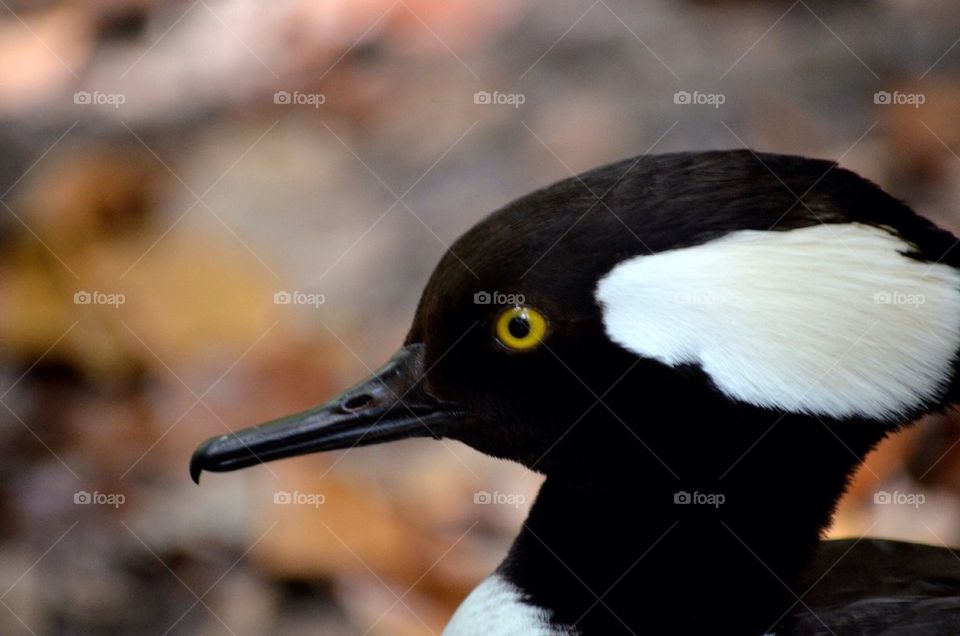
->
[[508, 314, 531, 339]]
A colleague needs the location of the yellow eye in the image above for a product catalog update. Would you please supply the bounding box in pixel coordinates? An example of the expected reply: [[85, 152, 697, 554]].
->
[[495, 306, 548, 351]]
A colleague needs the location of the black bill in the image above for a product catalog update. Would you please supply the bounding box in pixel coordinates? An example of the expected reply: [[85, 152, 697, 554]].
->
[[190, 343, 469, 483]]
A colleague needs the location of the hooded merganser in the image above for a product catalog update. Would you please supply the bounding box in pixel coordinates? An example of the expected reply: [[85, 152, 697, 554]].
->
[[191, 150, 960, 635]]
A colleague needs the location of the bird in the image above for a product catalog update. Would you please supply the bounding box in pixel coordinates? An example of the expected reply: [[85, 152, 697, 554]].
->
[[191, 149, 960, 635]]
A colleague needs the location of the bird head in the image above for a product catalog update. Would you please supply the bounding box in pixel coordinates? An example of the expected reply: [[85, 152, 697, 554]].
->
[[192, 150, 960, 483]]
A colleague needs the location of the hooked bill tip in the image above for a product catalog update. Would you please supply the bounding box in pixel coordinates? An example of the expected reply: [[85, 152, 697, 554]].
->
[[190, 437, 216, 484]]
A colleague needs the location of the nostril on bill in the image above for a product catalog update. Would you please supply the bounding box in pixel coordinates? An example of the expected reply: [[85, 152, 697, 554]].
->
[[342, 393, 374, 411]]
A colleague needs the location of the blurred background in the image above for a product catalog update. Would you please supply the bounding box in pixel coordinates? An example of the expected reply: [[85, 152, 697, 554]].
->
[[2, 0, 960, 633]]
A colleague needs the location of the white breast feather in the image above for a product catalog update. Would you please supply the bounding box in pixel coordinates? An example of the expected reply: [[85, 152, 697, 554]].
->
[[595, 223, 960, 421], [443, 574, 575, 635]]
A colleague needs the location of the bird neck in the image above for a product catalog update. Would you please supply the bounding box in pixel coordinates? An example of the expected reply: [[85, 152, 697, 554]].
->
[[498, 420, 888, 635]]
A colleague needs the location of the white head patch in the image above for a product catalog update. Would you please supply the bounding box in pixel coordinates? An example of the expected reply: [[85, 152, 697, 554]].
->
[[595, 223, 960, 421]]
